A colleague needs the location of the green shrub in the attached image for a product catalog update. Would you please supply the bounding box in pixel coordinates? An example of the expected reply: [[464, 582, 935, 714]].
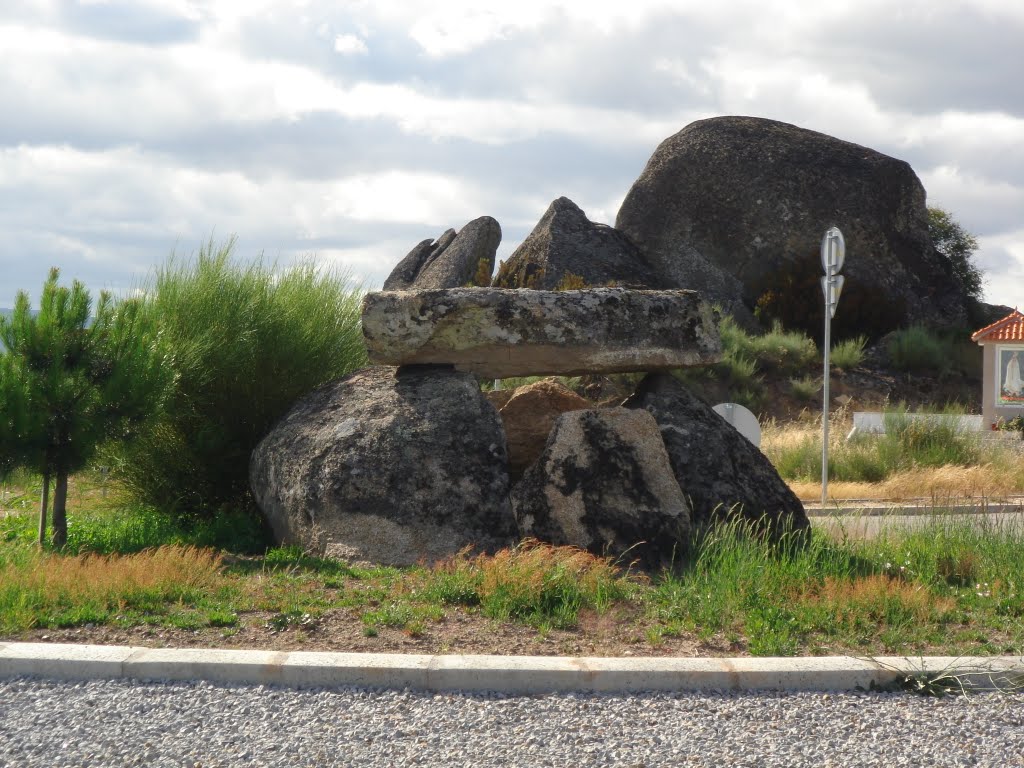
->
[[108, 239, 367, 524], [720, 354, 759, 389], [831, 335, 867, 369], [750, 321, 819, 374], [789, 376, 820, 401], [767, 407, 984, 484], [887, 326, 949, 374], [720, 317, 818, 376], [681, 315, 819, 411]]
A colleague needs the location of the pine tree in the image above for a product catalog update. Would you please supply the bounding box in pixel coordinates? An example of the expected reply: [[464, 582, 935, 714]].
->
[[0, 268, 166, 548]]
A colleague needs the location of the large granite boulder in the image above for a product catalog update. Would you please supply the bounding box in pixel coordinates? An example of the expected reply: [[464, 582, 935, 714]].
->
[[383, 216, 501, 290], [362, 287, 721, 379], [623, 372, 809, 538], [616, 116, 972, 336], [249, 365, 517, 566], [497, 378, 590, 479], [511, 408, 691, 569], [492, 197, 664, 290]]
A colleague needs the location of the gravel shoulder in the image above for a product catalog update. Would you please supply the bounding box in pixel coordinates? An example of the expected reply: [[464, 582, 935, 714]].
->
[[3, 676, 1022, 768]]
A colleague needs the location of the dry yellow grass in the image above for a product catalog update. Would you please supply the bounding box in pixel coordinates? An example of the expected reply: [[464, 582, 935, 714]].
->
[[2, 545, 223, 603], [796, 574, 956, 625], [430, 538, 636, 599], [789, 465, 1024, 501]]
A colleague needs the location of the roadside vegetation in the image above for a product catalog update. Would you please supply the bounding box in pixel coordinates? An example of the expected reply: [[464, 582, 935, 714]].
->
[[2, 479, 1022, 657], [1, 240, 366, 549]]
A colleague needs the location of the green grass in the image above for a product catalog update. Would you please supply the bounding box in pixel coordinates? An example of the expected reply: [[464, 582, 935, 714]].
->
[[677, 316, 820, 412], [3, 494, 1023, 656], [1, 473, 269, 555], [646, 515, 1024, 656]]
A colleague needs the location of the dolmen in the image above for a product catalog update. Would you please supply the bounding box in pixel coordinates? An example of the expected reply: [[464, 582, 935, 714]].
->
[[251, 285, 808, 570]]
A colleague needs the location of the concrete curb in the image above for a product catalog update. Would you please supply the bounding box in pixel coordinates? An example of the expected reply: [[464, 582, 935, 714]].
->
[[805, 502, 1024, 517], [2, 643, 1022, 694]]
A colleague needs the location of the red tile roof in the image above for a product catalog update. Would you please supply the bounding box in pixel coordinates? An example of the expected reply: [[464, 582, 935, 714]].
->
[[971, 309, 1024, 342]]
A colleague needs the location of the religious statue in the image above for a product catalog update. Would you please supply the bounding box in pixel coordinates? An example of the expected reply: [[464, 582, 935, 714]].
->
[[1003, 350, 1022, 397]]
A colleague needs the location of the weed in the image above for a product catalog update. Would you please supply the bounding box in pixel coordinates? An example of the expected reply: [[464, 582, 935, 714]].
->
[[869, 656, 1024, 697], [554, 272, 589, 291], [266, 610, 319, 632], [936, 552, 981, 587]]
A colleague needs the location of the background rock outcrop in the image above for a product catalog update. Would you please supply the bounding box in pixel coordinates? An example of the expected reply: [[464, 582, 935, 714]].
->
[[250, 365, 517, 566], [493, 197, 664, 290], [616, 116, 972, 338], [383, 216, 501, 290], [511, 408, 691, 568], [623, 373, 808, 537]]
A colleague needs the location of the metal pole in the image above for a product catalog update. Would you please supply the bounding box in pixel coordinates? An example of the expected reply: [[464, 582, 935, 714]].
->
[[821, 236, 833, 507]]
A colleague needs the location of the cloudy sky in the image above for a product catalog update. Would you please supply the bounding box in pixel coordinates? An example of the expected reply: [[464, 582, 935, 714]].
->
[[2, 0, 1023, 310]]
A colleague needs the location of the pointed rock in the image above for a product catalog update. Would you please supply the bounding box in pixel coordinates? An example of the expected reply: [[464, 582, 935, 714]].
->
[[384, 217, 500, 290], [493, 197, 665, 290]]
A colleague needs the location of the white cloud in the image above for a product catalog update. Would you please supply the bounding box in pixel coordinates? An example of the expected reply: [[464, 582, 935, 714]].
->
[[977, 229, 1024, 308], [333, 32, 367, 55], [1, 0, 1023, 313]]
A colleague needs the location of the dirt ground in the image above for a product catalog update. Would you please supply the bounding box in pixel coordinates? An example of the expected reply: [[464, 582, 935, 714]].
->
[[6, 605, 751, 658]]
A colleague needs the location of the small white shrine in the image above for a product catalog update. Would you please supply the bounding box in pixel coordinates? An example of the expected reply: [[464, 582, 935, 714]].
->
[[971, 309, 1024, 427]]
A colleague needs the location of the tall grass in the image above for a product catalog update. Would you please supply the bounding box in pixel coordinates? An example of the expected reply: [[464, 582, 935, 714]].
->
[[650, 515, 1022, 655], [108, 239, 367, 524], [764, 408, 1024, 497]]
